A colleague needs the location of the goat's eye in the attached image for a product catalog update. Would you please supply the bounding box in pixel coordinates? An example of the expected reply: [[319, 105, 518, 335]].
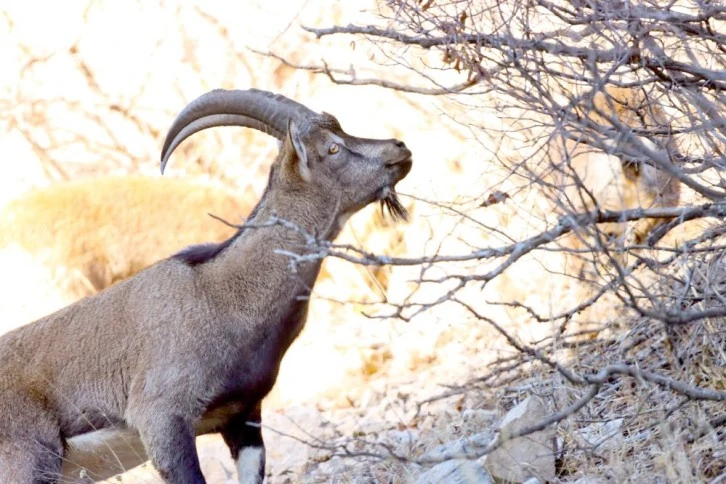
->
[[328, 143, 339, 155]]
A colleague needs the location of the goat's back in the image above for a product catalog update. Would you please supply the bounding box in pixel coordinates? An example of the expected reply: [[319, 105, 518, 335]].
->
[[0, 176, 247, 296], [0, 176, 248, 330]]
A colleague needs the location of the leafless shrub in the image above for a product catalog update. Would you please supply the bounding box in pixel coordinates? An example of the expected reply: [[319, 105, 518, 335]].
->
[[270, 0, 726, 480]]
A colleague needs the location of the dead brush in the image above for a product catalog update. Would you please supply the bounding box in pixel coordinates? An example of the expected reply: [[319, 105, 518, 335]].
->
[[292, 232, 725, 482], [550, 235, 726, 482]]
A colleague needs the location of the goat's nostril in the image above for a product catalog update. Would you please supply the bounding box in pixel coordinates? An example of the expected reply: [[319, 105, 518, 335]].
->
[[394, 140, 406, 149]]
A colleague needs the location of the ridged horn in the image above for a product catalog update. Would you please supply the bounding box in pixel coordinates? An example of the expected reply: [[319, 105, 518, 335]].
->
[[160, 88, 317, 173]]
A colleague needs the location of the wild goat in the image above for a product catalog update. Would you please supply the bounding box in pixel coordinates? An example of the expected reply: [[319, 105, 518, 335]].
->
[[559, 86, 680, 245], [0, 177, 403, 333], [0, 88, 412, 483]]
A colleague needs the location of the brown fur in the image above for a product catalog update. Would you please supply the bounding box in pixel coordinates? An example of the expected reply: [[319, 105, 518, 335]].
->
[[0, 104, 412, 482], [0, 175, 399, 313]]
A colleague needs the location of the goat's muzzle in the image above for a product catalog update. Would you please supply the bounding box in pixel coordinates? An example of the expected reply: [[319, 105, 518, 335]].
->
[[380, 143, 412, 222], [389, 156, 413, 180], [386, 142, 413, 180]]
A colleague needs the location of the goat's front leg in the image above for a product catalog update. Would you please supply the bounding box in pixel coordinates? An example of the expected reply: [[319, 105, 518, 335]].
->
[[136, 413, 205, 484], [221, 402, 265, 484]]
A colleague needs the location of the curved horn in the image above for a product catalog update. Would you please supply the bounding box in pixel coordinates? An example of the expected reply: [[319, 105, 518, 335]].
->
[[160, 89, 317, 173]]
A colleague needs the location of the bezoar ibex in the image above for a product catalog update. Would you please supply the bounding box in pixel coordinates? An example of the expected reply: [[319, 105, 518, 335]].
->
[[560, 86, 681, 245], [0, 88, 412, 483], [0, 176, 247, 300], [0, 177, 403, 331]]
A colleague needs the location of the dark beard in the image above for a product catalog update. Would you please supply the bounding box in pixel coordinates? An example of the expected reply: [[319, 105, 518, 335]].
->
[[380, 188, 409, 222]]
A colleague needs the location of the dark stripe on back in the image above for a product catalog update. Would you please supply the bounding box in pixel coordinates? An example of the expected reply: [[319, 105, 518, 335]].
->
[[173, 169, 273, 266], [172, 231, 242, 266]]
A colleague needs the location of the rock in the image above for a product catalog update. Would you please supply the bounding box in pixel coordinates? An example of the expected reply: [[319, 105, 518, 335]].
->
[[571, 478, 610, 484], [417, 459, 494, 484], [381, 428, 420, 451], [575, 418, 624, 450], [262, 407, 334, 479], [310, 455, 349, 477], [482, 396, 555, 483], [196, 435, 237, 483], [461, 409, 499, 428], [422, 432, 495, 460]]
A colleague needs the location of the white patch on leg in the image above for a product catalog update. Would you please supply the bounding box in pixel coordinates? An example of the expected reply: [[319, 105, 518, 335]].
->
[[237, 446, 264, 484]]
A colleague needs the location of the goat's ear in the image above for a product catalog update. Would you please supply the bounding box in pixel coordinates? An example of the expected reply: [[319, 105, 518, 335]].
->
[[284, 119, 311, 183]]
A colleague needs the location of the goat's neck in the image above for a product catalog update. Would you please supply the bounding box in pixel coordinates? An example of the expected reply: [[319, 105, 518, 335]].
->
[[197, 189, 338, 370], [208, 188, 343, 296], [248, 187, 345, 243]]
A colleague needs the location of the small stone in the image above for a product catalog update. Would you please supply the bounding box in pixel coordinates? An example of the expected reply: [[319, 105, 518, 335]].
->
[[482, 396, 556, 483], [417, 459, 494, 484], [461, 409, 499, 427], [422, 432, 495, 460], [382, 429, 420, 449], [571, 478, 610, 484], [313, 455, 349, 476], [576, 418, 624, 450]]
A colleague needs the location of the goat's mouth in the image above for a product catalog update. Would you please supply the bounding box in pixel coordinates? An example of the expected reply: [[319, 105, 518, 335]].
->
[[387, 156, 413, 177]]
